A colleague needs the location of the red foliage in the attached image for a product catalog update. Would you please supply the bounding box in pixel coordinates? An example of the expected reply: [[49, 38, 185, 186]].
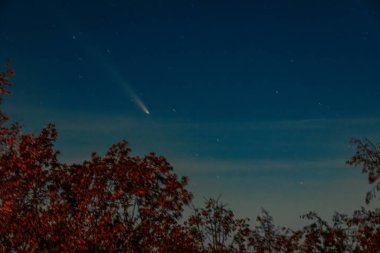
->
[[346, 138, 380, 204], [185, 198, 251, 252], [0, 65, 193, 251], [0, 130, 193, 251], [0, 63, 14, 95]]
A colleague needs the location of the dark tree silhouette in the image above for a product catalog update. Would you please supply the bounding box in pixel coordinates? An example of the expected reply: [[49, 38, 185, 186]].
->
[[0, 65, 193, 252], [248, 209, 301, 253], [347, 138, 380, 204], [185, 198, 251, 252]]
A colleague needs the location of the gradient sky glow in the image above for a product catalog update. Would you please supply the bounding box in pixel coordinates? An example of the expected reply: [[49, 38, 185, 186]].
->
[[1, 0, 380, 227]]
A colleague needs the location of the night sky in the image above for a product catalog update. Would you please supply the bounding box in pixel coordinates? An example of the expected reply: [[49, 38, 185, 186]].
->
[[1, 0, 380, 227]]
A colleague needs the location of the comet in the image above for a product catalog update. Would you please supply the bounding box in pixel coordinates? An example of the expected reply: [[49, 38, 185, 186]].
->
[[108, 67, 151, 116], [50, 12, 150, 115], [123, 83, 151, 115], [86, 45, 151, 115]]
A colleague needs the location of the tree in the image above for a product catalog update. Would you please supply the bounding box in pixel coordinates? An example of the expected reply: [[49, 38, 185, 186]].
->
[[344, 207, 380, 252], [185, 198, 251, 253], [0, 64, 193, 252], [49, 143, 193, 252], [0, 63, 13, 121], [298, 211, 349, 252], [346, 138, 380, 204], [248, 209, 301, 253]]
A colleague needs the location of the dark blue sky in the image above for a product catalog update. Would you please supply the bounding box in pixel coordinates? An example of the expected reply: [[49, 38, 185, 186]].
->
[[1, 0, 380, 227]]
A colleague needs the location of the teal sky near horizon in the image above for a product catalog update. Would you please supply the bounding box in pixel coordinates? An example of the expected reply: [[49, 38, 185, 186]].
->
[[1, 0, 380, 227]]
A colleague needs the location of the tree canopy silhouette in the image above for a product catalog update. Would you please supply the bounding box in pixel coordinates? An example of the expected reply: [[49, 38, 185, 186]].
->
[[2, 64, 380, 252], [347, 138, 380, 204], [0, 65, 193, 252]]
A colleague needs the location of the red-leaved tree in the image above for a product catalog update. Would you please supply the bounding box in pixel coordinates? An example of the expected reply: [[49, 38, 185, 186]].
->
[[347, 138, 380, 204], [0, 64, 193, 252], [185, 198, 251, 252]]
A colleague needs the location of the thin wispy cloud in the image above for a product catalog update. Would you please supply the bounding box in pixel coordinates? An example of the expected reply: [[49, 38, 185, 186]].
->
[[170, 157, 349, 173], [6, 105, 380, 174]]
